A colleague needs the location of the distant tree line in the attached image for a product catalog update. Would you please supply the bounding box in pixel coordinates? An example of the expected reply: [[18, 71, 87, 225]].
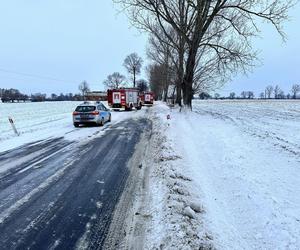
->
[[47, 93, 82, 102], [0, 88, 29, 102], [0, 71, 149, 103], [260, 84, 300, 99], [199, 84, 300, 100], [0, 88, 83, 103]]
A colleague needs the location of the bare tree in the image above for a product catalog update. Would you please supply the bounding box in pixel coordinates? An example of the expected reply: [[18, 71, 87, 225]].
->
[[147, 63, 168, 100], [143, 21, 186, 106], [247, 91, 254, 99], [123, 53, 143, 87], [136, 79, 148, 92], [116, 0, 295, 108], [291, 84, 300, 99], [241, 91, 247, 99], [278, 90, 285, 99], [147, 23, 242, 104], [78, 81, 90, 100], [241, 91, 254, 99], [103, 72, 126, 89], [265, 85, 274, 99], [229, 92, 235, 99], [259, 92, 265, 99], [147, 33, 176, 102], [274, 85, 281, 99], [214, 93, 220, 99]]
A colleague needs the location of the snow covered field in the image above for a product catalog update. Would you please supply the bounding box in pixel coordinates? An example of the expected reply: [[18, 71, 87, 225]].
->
[[0, 101, 80, 144], [147, 100, 300, 249], [0, 101, 141, 153]]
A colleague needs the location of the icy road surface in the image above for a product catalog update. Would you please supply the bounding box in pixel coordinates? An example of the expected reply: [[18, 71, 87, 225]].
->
[[0, 115, 151, 249]]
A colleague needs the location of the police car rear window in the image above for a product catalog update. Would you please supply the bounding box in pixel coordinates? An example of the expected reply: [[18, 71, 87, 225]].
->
[[75, 106, 96, 112]]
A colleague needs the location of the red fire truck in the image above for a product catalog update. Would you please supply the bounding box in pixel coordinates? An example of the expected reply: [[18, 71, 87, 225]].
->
[[107, 88, 142, 111], [140, 91, 154, 106]]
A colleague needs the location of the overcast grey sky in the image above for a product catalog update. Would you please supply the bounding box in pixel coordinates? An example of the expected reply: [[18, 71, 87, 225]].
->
[[0, 1, 299, 96], [0, 1, 147, 95]]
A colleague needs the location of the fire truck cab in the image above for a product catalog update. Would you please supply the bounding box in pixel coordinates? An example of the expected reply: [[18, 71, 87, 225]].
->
[[107, 88, 142, 111]]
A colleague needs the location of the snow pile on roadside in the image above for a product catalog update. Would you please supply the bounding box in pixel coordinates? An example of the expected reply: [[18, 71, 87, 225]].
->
[[142, 103, 215, 249], [146, 100, 300, 250]]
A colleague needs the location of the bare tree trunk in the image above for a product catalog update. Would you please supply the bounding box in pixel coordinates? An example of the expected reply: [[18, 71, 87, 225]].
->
[[181, 6, 205, 109], [163, 49, 170, 102], [176, 83, 182, 106], [183, 44, 198, 108], [133, 67, 136, 87], [174, 0, 185, 107], [163, 87, 168, 102], [176, 39, 184, 106], [163, 66, 168, 102]]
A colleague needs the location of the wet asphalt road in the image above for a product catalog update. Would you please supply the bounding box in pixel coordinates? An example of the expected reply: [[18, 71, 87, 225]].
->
[[0, 118, 151, 250]]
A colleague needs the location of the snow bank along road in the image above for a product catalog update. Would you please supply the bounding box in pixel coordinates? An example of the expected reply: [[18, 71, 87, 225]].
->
[[0, 104, 152, 249]]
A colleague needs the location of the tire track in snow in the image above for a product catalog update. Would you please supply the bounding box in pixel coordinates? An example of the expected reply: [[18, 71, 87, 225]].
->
[[194, 107, 300, 157], [0, 138, 73, 190]]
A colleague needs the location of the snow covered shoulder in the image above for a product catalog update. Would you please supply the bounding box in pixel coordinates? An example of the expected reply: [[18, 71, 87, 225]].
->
[[124, 100, 300, 250]]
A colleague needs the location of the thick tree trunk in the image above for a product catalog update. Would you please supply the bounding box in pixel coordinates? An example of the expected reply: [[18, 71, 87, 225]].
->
[[162, 50, 170, 103], [176, 40, 184, 107], [176, 84, 182, 106], [163, 87, 168, 102], [182, 45, 198, 108], [181, 6, 207, 109], [175, 4, 185, 107], [163, 68, 169, 102]]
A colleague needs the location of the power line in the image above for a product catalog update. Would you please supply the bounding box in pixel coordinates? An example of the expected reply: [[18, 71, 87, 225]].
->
[[0, 67, 76, 83]]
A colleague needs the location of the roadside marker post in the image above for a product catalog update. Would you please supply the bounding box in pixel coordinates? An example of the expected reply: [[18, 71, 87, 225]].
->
[[8, 117, 20, 136], [167, 114, 171, 126]]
